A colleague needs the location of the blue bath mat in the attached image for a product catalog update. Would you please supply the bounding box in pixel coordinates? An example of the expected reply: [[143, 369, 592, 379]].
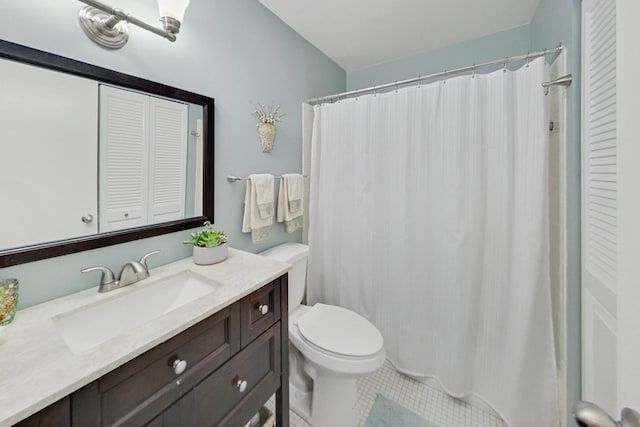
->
[[364, 394, 438, 427]]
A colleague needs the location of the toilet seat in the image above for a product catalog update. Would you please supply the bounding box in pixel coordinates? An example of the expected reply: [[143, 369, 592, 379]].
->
[[296, 303, 383, 358]]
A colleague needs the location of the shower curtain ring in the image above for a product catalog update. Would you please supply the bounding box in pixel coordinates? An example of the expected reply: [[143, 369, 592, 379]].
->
[[373, 85, 376, 97], [503, 59, 507, 73], [443, 70, 447, 85], [526, 53, 530, 68], [395, 81, 398, 94], [418, 75, 422, 88], [472, 64, 476, 79]]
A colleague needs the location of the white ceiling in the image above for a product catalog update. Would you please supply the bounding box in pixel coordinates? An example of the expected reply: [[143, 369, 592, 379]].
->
[[258, 0, 540, 71]]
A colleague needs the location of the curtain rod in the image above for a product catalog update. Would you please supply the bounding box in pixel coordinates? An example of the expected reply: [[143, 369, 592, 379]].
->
[[306, 44, 565, 105]]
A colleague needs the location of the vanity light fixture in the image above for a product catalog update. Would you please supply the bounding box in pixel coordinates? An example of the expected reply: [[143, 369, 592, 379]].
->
[[78, 0, 190, 49]]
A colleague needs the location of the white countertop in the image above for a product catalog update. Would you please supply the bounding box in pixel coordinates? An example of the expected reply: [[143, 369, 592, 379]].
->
[[0, 248, 291, 426]]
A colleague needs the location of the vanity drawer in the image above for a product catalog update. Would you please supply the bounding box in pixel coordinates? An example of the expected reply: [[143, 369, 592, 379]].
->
[[72, 303, 240, 427], [192, 323, 282, 426], [240, 278, 282, 347]]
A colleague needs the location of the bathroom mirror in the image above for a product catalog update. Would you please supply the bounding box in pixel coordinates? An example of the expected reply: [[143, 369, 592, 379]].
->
[[0, 39, 214, 268]]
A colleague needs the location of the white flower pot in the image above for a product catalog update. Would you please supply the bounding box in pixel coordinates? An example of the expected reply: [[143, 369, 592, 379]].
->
[[192, 244, 228, 265]]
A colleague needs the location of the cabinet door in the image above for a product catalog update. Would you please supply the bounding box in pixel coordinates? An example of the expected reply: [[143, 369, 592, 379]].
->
[[13, 397, 70, 427], [193, 325, 281, 426], [145, 391, 195, 427]]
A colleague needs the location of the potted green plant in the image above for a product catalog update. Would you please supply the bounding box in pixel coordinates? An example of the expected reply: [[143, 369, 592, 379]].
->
[[254, 102, 285, 153], [184, 221, 228, 265]]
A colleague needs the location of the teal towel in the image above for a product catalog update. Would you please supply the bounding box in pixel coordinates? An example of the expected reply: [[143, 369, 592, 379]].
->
[[364, 394, 438, 427]]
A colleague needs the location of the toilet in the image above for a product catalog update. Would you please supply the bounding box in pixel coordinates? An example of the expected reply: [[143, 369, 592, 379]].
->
[[260, 243, 385, 427]]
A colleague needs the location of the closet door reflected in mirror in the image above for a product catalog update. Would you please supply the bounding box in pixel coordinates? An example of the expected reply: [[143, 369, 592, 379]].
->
[[99, 85, 196, 233]]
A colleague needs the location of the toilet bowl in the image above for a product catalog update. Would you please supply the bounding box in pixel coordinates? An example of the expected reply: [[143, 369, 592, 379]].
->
[[260, 243, 385, 427]]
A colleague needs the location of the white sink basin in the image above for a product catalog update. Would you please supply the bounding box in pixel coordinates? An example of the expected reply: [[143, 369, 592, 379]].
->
[[53, 270, 221, 354]]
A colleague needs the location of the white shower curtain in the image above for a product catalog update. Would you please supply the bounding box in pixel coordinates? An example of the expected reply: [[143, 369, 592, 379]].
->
[[307, 57, 558, 427]]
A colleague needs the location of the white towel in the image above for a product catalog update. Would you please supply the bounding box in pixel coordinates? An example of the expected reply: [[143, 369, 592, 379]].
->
[[277, 173, 304, 233], [285, 173, 303, 213], [242, 174, 274, 243]]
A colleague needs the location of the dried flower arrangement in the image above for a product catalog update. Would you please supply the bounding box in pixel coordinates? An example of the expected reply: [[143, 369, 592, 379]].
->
[[253, 103, 285, 126]]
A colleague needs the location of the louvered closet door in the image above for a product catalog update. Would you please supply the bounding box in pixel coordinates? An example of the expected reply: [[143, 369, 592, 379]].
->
[[99, 85, 150, 232], [148, 97, 188, 224], [581, 0, 618, 415]]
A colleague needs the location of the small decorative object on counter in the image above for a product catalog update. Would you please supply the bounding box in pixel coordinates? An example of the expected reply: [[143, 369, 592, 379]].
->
[[0, 278, 19, 326], [254, 102, 285, 153], [184, 221, 229, 265]]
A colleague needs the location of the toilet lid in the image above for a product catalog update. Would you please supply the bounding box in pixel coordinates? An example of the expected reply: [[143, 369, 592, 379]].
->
[[296, 304, 383, 357]]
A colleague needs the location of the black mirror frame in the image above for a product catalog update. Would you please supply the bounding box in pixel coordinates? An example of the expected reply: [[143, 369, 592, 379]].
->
[[0, 39, 214, 268]]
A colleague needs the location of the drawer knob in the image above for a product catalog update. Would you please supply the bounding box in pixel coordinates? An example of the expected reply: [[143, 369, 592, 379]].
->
[[236, 379, 248, 393], [257, 304, 269, 315], [173, 359, 187, 375]]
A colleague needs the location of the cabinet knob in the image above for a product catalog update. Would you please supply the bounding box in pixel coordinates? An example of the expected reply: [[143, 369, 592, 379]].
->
[[173, 359, 187, 375], [257, 304, 269, 315], [81, 214, 94, 224], [236, 379, 248, 393]]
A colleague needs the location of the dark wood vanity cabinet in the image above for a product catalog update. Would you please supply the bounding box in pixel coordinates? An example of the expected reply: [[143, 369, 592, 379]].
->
[[13, 397, 70, 427], [15, 275, 289, 427], [192, 324, 281, 426], [72, 303, 242, 427]]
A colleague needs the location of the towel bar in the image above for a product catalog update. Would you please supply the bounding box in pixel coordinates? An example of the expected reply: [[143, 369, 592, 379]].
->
[[227, 175, 307, 183]]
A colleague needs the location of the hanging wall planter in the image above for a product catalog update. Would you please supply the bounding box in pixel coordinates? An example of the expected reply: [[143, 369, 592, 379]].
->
[[258, 122, 276, 153], [254, 103, 285, 153]]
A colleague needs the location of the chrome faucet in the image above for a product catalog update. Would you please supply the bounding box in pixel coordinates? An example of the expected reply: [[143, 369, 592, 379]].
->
[[574, 401, 640, 427], [81, 250, 160, 292]]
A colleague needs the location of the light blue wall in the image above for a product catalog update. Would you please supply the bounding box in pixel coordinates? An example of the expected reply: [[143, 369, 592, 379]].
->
[[530, 0, 582, 425], [346, 25, 531, 91], [0, 0, 345, 309]]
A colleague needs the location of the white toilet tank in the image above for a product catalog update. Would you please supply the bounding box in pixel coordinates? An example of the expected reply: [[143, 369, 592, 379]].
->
[[260, 243, 309, 312]]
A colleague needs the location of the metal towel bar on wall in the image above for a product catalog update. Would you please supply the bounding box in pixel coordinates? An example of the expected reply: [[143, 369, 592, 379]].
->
[[227, 175, 307, 183]]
